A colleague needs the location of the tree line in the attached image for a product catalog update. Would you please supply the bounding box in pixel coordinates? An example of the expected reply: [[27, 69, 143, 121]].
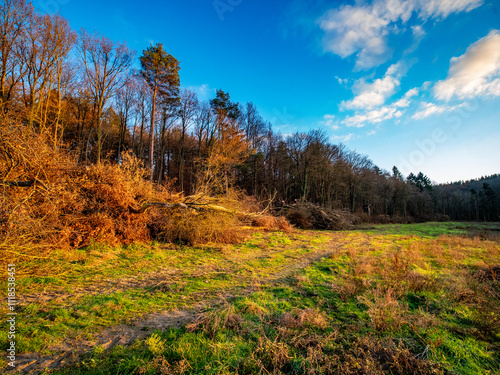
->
[[1, 0, 498, 222]]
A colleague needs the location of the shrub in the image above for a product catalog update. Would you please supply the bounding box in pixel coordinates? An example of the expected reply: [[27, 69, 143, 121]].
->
[[358, 287, 408, 332], [251, 214, 293, 232]]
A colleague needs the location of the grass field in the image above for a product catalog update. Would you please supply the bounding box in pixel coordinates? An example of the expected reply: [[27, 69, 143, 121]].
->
[[1, 222, 499, 374]]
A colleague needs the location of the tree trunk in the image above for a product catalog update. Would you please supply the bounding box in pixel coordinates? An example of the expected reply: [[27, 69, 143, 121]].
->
[[149, 81, 157, 182]]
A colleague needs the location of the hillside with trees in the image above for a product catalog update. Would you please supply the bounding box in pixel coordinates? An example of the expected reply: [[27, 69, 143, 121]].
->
[[1, 0, 498, 255]]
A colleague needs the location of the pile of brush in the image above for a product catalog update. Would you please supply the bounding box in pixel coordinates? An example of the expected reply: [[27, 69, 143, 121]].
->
[[0, 123, 162, 251], [0, 122, 290, 264], [282, 202, 359, 230]]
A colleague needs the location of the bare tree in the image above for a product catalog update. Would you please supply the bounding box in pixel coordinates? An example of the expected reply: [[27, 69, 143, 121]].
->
[[178, 89, 198, 191], [115, 75, 140, 160], [129, 78, 150, 161], [47, 14, 76, 147], [77, 29, 133, 163], [193, 101, 212, 156], [68, 87, 94, 162], [0, 0, 31, 115], [155, 104, 176, 183]]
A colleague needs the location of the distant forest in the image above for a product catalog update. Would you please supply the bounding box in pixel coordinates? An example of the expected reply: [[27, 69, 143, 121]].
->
[[1, 1, 498, 222]]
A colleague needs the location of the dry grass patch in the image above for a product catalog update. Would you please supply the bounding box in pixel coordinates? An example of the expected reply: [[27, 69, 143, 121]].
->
[[252, 214, 294, 233], [279, 308, 329, 330], [241, 300, 269, 317], [337, 336, 446, 375], [186, 304, 243, 338], [358, 287, 409, 332], [254, 336, 292, 370]]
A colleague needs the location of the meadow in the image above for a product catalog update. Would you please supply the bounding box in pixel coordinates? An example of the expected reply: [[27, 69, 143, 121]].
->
[[1, 222, 499, 374]]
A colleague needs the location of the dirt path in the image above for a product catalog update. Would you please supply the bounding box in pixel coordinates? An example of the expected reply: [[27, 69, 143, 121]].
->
[[5, 236, 347, 375]]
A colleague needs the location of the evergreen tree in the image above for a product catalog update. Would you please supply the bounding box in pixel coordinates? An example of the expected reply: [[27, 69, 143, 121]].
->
[[139, 43, 180, 180]]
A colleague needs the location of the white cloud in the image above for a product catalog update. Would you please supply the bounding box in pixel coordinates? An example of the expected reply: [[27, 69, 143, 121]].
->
[[340, 72, 419, 127], [319, 0, 484, 69], [331, 133, 354, 143], [335, 76, 348, 85], [418, 0, 483, 19], [344, 106, 399, 127], [393, 87, 419, 107], [421, 81, 432, 91], [411, 25, 425, 37], [434, 30, 500, 101], [319, 4, 392, 70], [340, 81, 419, 127], [321, 114, 339, 130], [412, 102, 455, 119], [185, 84, 216, 102], [403, 25, 426, 55], [342, 63, 403, 110]]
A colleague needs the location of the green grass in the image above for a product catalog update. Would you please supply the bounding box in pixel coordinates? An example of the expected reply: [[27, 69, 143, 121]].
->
[[364, 221, 500, 238], [1, 222, 499, 374], [0, 230, 333, 355]]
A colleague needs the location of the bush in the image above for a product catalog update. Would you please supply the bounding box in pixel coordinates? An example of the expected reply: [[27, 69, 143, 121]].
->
[[251, 215, 293, 232]]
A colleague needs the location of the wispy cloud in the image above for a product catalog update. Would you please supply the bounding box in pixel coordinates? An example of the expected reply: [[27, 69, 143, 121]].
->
[[318, 0, 484, 69], [341, 82, 419, 128], [342, 63, 403, 110], [403, 25, 426, 55], [184, 84, 216, 102], [335, 76, 348, 85], [434, 30, 500, 101], [393, 88, 419, 108], [320, 114, 339, 130], [331, 133, 354, 143], [418, 0, 483, 19], [412, 102, 454, 120], [344, 106, 402, 128]]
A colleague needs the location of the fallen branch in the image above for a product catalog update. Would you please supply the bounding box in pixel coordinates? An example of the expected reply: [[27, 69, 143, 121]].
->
[[1, 179, 49, 191], [128, 200, 268, 218], [128, 202, 188, 214], [2, 180, 35, 187]]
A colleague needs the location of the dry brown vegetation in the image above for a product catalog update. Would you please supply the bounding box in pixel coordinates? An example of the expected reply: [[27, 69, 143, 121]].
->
[[284, 202, 357, 230], [0, 123, 290, 268], [328, 234, 500, 338], [1, 124, 160, 253], [279, 308, 329, 330], [284, 201, 418, 231], [181, 303, 447, 375], [252, 214, 294, 232]]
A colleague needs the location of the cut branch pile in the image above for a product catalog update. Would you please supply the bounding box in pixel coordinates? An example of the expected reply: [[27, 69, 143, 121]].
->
[[281, 202, 359, 230], [1, 124, 289, 262]]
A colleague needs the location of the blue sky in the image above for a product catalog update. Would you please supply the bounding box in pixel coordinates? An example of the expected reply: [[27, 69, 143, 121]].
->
[[35, 0, 500, 183]]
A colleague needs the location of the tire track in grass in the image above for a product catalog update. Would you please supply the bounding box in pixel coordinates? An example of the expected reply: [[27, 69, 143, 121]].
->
[[4, 232, 348, 374]]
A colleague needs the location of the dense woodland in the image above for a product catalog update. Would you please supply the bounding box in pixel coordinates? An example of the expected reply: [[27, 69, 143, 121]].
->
[[1, 0, 499, 223]]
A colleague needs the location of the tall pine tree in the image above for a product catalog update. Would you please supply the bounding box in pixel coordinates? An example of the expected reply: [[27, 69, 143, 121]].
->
[[139, 43, 180, 180]]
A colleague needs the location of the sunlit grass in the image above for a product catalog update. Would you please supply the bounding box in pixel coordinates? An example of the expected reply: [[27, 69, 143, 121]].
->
[[1, 222, 499, 374]]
